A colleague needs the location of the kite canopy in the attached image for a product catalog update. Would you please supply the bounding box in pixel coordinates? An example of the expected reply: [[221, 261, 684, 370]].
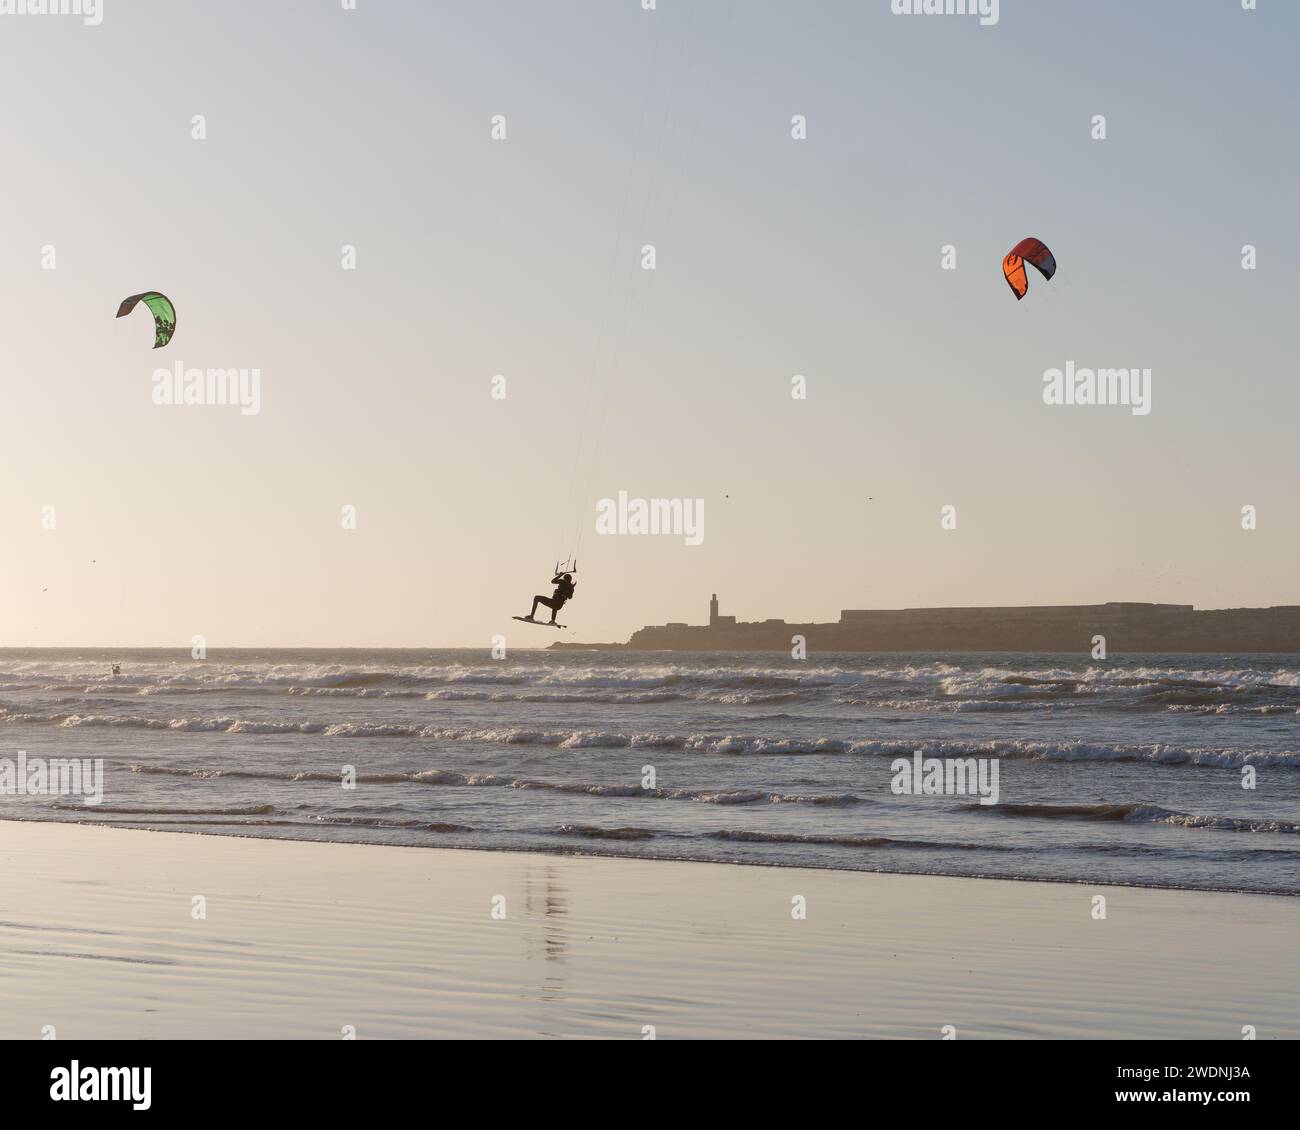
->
[[116, 291, 176, 348], [1002, 238, 1056, 300]]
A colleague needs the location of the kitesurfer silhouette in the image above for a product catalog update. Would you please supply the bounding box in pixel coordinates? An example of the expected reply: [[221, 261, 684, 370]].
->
[[526, 573, 575, 624]]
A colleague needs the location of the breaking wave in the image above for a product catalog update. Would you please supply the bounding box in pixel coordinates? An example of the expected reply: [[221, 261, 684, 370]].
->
[[28, 711, 1284, 768], [126, 763, 863, 806], [966, 802, 1300, 834], [5, 658, 1299, 713]]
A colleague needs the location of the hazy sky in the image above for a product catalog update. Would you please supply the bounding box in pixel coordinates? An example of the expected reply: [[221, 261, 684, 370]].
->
[[1, 0, 1296, 647]]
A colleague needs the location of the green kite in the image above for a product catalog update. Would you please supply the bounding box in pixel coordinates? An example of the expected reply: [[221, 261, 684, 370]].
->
[[117, 291, 177, 349]]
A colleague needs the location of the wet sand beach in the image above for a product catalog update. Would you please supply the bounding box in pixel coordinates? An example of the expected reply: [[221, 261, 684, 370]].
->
[[2, 821, 1295, 1040]]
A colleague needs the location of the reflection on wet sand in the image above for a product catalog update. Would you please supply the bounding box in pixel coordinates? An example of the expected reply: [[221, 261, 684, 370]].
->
[[522, 866, 569, 1031]]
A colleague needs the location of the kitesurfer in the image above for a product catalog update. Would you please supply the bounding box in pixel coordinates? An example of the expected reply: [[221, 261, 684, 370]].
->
[[525, 573, 576, 624]]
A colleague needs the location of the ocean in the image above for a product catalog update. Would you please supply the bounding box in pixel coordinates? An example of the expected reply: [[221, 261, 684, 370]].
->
[[1, 648, 1297, 895]]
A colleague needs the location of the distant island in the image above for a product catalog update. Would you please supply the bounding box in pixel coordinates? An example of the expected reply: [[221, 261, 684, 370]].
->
[[552, 594, 1300, 653]]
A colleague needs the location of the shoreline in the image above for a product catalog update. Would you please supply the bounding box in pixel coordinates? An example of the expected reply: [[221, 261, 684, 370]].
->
[[3, 820, 1297, 1039], [6, 815, 1296, 899]]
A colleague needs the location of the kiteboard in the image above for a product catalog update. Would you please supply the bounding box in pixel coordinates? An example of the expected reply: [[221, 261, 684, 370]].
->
[[513, 616, 566, 629]]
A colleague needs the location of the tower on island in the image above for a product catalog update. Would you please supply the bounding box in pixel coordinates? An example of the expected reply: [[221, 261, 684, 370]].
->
[[709, 593, 719, 625]]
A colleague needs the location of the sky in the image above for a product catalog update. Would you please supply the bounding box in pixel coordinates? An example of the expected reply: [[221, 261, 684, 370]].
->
[[0, 0, 1296, 647]]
